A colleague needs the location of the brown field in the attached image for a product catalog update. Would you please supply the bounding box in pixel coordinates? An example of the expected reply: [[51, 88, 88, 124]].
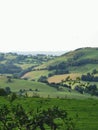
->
[[48, 73, 81, 83]]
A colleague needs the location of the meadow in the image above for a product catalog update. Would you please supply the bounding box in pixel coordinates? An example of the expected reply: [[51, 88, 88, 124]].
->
[[0, 75, 97, 99]]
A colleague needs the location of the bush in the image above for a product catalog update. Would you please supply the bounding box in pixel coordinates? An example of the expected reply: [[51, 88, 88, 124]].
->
[[38, 76, 48, 83], [0, 104, 76, 130], [0, 88, 7, 96]]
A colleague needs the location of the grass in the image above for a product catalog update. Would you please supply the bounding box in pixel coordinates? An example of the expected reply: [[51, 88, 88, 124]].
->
[[34, 48, 98, 73], [34, 55, 67, 69], [0, 96, 98, 130], [22, 70, 50, 80], [0, 75, 97, 99], [15, 63, 34, 69], [69, 64, 98, 73], [0, 76, 56, 92]]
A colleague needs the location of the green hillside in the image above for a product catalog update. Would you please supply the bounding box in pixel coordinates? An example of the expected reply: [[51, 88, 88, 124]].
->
[[0, 75, 95, 99], [35, 47, 98, 72], [23, 47, 98, 80], [0, 47, 98, 98], [0, 52, 56, 77]]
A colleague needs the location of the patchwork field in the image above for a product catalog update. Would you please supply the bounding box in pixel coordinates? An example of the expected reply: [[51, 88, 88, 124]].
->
[[0, 75, 97, 99], [0, 48, 98, 129]]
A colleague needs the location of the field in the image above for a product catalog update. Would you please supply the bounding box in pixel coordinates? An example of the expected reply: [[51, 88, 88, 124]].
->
[[48, 73, 81, 83], [0, 75, 98, 99], [0, 97, 98, 130], [22, 70, 50, 80], [0, 48, 98, 129]]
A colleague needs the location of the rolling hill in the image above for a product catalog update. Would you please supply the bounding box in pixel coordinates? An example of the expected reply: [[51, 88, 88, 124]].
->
[[0, 47, 98, 98], [23, 47, 98, 81], [36, 47, 98, 71], [0, 75, 97, 99]]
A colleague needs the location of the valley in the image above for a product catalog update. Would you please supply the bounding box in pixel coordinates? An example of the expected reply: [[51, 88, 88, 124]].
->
[[0, 47, 98, 129]]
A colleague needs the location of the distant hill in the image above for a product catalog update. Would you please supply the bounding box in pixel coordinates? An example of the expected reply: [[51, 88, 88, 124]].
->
[[22, 47, 98, 82], [34, 47, 98, 73], [0, 52, 56, 76], [0, 47, 98, 98], [0, 47, 98, 79]]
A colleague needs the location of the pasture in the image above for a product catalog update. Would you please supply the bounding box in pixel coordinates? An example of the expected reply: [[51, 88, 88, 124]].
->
[[0, 75, 97, 99]]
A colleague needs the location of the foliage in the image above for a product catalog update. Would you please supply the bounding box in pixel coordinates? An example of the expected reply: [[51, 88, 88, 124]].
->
[[0, 103, 75, 130], [81, 73, 98, 82], [38, 76, 48, 83], [17, 66, 33, 78], [0, 88, 7, 96], [0, 97, 98, 130], [0, 63, 22, 74]]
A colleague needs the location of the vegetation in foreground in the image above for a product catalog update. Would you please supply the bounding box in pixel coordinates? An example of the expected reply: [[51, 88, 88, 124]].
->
[[0, 96, 98, 130]]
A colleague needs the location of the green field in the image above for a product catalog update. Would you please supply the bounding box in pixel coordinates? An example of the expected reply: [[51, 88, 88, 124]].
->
[[0, 97, 98, 130], [0, 75, 98, 99], [0, 48, 98, 129], [22, 70, 50, 80]]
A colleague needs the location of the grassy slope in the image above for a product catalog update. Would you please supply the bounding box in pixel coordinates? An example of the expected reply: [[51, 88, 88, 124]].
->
[[34, 55, 67, 69], [0, 48, 98, 99], [0, 75, 96, 99], [23, 47, 98, 81], [34, 47, 98, 69], [22, 70, 50, 80], [0, 75, 56, 92]]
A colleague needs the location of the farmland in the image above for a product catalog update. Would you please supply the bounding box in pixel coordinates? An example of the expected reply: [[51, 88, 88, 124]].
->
[[0, 75, 96, 99], [0, 47, 98, 129], [48, 73, 81, 83]]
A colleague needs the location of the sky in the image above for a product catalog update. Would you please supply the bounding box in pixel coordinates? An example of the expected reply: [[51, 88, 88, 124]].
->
[[0, 0, 98, 52]]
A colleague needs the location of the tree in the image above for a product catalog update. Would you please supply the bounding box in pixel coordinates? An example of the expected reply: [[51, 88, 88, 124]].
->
[[0, 88, 7, 96], [0, 104, 76, 130], [92, 69, 97, 75], [75, 85, 84, 94], [7, 76, 12, 83], [38, 76, 48, 83], [5, 87, 11, 94], [65, 76, 70, 81]]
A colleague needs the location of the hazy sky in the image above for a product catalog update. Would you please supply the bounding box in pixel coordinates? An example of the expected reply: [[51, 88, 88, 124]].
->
[[0, 0, 98, 52]]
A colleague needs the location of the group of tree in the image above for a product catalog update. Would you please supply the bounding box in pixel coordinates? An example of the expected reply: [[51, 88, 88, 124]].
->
[[0, 87, 11, 96], [74, 84, 98, 96], [0, 52, 56, 65], [48, 69, 69, 77], [81, 72, 98, 82], [38, 76, 48, 83], [48, 59, 98, 72], [0, 63, 22, 74], [48, 55, 98, 76]]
